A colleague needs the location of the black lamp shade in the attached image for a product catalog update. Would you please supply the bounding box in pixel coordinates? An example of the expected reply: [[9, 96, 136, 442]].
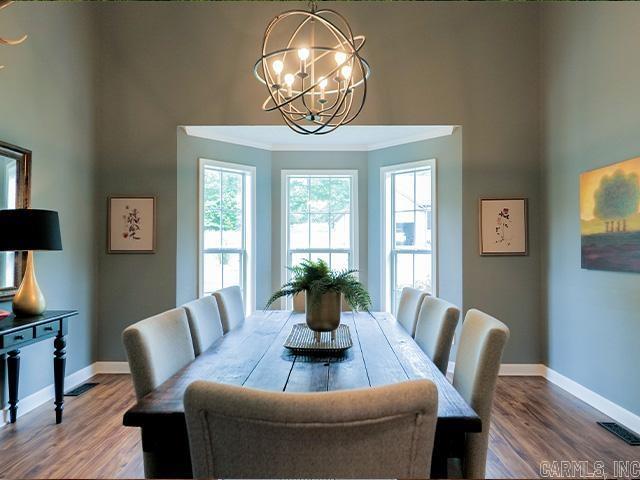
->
[[0, 209, 62, 251]]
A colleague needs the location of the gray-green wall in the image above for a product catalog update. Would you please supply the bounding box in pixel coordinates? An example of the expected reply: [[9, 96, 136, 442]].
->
[[94, 1, 542, 364], [4, 1, 638, 418], [542, 3, 640, 416], [368, 131, 463, 312], [176, 130, 272, 310], [0, 4, 97, 402]]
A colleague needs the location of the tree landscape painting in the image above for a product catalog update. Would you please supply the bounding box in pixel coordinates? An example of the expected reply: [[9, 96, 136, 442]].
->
[[580, 157, 640, 272]]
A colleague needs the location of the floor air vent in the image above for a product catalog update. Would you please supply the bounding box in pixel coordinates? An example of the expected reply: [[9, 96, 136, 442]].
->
[[64, 382, 99, 397], [598, 421, 640, 445]]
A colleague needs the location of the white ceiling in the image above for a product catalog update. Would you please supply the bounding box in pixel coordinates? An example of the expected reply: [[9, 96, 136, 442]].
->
[[183, 125, 455, 152]]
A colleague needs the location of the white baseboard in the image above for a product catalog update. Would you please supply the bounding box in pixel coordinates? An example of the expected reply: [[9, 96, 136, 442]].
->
[[1, 363, 97, 427], [447, 362, 546, 377], [92, 361, 130, 374], [544, 366, 640, 436], [446, 361, 640, 436], [0, 361, 130, 428]]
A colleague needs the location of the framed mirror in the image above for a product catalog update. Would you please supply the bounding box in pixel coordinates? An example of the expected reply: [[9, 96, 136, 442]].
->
[[0, 141, 31, 301]]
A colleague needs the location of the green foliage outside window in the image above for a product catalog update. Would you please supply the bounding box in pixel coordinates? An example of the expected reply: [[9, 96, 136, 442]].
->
[[203, 169, 242, 233], [288, 177, 351, 227]]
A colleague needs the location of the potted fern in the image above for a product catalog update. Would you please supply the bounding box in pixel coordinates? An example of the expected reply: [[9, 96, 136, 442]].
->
[[266, 259, 371, 332]]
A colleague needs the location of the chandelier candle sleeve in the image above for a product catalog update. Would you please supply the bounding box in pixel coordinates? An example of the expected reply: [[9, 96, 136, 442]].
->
[[254, 1, 371, 135]]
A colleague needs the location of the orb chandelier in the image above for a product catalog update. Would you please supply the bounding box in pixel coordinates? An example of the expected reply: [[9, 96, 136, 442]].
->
[[254, 1, 371, 135], [0, 1, 28, 71]]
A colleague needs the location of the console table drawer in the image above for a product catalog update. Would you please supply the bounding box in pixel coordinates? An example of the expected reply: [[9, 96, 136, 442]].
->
[[1, 328, 34, 349], [36, 322, 58, 338]]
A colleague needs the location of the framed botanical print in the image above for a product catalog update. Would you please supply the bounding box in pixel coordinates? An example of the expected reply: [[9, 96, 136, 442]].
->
[[108, 196, 156, 253], [479, 198, 528, 256]]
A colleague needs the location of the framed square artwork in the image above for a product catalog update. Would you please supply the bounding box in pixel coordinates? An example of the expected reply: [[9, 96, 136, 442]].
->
[[108, 196, 156, 253], [479, 198, 528, 256]]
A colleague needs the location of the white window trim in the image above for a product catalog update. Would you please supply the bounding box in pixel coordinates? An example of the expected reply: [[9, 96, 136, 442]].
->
[[198, 158, 256, 313], [280, 169, 359, 304], [380, 159, 437, 313]]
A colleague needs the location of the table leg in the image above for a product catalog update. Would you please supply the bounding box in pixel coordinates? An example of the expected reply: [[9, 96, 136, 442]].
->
[[7, 349, 20, 423], [54, 333, 66, 424]]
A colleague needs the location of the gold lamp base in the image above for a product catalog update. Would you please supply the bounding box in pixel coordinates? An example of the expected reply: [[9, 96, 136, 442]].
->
[[13, 250, 46, 316]]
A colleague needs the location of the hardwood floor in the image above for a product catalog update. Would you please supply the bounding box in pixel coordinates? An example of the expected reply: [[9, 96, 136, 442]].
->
[[0, 374, 636, 478]]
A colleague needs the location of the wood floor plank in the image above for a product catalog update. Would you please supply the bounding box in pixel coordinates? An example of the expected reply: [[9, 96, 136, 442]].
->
[[1, 375, 638, 479]]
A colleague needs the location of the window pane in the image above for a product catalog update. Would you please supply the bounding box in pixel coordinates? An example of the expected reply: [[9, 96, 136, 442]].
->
[[222, 253, 241, 288], [203, 253, 222, 294], [394, 172, 414, 212], [222, 172, 243, 248], [330, 213, 350, 249], [291, 252, 309, 268], [415, 169, 431, 210], [203, 169, 221, 249], [394, 211, 415, 247], [289, 213, 309, 249], [330, 177, 351, 213], [309, 213, 330, 248], [310, 251, 330, 265], [288, 177, 308, 213], [414, 253, 431, 293], [331, 252, 349, 272], [309, 177, 331, 213], [395, 253, 414, 291], [2, 251, 14, 286], [414, 209, 430, 249]]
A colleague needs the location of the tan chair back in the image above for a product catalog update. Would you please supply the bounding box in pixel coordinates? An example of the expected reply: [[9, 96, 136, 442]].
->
[[453, 308, 509, 478], [122, 307, 195, 400], [184, 379, 439, 479], [213, 286, 245, 333], [396, 287, 427, 336], [182, 296, 224, 356], [414, 296, 460, 374]]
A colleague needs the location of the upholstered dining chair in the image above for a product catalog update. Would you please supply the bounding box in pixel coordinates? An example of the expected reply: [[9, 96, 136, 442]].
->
[[213, 286, 245, 333], [122, 307, 195, 400], [396, 287, 428, 337], [451, 309, 510, 479], [122, 308, 196, 479], [182, 296, 224, 356], [414, 296, 460, 374], [184, 379, 439, 479]]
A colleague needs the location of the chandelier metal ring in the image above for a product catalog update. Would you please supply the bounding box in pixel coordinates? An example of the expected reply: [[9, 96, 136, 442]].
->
[[254, 6, 371, 135]]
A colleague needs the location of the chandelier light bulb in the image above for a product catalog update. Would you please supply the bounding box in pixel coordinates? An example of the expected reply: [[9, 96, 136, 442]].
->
[[284, 72, 295, 97], [334, 51, 347, 65], [298, 48, 310, 61], [284, 73, 295, 86], [319, 77, 328, 102], [272, 60, 284, 74], [341, 65, 352, 79]]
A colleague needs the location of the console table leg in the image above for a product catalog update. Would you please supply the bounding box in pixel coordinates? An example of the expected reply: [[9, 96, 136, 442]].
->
[[7, 349, 20, 423], [54, 333, 66, 424]]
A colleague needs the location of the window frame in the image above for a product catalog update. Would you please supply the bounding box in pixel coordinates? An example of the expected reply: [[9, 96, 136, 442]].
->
[[281, 169, 359, 298], [381, 159, 437, 313], [198, 158, 256, 313]]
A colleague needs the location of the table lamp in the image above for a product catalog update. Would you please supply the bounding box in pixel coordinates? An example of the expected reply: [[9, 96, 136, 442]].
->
[[0, 209, 62, 316]]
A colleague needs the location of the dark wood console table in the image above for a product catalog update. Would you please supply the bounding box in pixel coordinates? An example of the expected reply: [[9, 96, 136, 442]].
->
[[0, 310, 78, 424]]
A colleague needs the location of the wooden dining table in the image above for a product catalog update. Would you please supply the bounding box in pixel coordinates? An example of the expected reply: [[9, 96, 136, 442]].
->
[[123, 310, 481, 478]]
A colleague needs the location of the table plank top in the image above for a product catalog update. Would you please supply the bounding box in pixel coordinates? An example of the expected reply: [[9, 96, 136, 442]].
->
[[123, 310, 481, 433]]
